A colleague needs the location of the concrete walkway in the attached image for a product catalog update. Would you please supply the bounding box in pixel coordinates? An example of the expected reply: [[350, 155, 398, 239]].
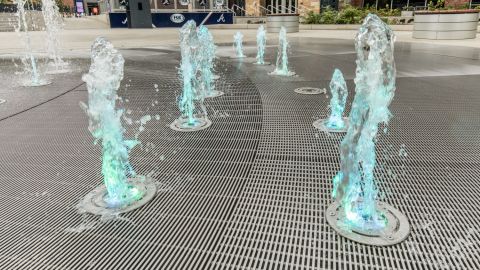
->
[[0, 27, 479, 56]]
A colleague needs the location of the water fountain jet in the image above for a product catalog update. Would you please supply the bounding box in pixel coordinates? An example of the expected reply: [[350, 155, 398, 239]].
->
[[14, 0, 51, 86], [325, 14, 410, 246], [78, 37, 156, 216], [269, 27, 295, 76], [42, 0, 69, 74], [255, 25, 268, 65], [232, 31, 245, 58], [313, 69, 349, 132], [170, 20, 211, 132], [197, 25, 223, 98]]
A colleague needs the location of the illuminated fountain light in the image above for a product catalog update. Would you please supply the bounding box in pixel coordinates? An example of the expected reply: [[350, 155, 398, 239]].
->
[[170, 20, 212, 132], [269, 27, 295, 76], [313, 69, 349, 132], [197, 25, 224, 98], [14, 0, 51, 87], [326, 14, 410, 246], [42, 0, 70, 74], [78, 37, 156, 216]]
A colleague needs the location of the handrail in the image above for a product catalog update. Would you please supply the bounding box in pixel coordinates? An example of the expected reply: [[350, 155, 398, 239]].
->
[[253, 1, 271, 15], [231, 4, 248, 15]]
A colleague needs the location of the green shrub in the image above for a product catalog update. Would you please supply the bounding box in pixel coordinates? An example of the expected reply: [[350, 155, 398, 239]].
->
[[336, 5, 366, 24], [303, 11, 321, 24], [320, 6, 338, 24]]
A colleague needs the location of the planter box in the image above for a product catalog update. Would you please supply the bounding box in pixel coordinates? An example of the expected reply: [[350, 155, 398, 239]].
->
[[413, 10, 479, 40], [266, 14, 299, 33], [401, 11, 414, 17]]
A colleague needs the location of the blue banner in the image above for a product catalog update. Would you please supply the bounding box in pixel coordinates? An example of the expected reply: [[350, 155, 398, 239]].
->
[[109, 12, 233, 28]]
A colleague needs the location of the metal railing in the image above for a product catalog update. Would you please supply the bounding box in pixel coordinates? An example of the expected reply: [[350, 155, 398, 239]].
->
[[231, 4, 248, 16]]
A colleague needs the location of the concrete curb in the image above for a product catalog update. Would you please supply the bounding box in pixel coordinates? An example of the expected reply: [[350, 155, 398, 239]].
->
[[207, 23, 415, 31]]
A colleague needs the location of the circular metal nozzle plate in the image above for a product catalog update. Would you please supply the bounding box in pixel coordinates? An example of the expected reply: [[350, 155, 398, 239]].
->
[[78, 177, 157, 216], [170, 116, 212, 132], [313, 118, 349, 133], [326, 201, 411, 246]]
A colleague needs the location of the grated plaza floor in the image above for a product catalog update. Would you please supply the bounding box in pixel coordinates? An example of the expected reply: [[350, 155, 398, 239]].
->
[[0, 37, 479, 269]]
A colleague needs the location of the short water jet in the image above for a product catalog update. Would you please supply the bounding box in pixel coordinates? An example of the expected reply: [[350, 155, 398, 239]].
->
[[14, 0, 51, 87], [255, 25, 268, 65], [197, 25, 224, 98], [269, 27, 295, 76], [170, 20, 211, 132], [313, 69, 349, 132], [78, 37, 156, 216], [42, 0, 69, 74], [232, 31, 245, 58], [326, 14, 410, 246]]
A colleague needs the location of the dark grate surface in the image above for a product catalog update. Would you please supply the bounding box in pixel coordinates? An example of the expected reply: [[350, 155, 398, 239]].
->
[[0, 38, 479, 270]]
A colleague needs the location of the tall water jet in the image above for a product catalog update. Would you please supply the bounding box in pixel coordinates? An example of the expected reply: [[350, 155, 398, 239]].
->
[[270, 27, 295, 76], [78, 37, 156, 216], [233, 31, 245, 58], [326, 14, 410, 246], [255, 25, 267, 65], [197, 25, 223, 98], [14, 0, 51, 86], [42, 0, 69, 74], [313, 69, 349, 132], [170, 20, 211, 132]]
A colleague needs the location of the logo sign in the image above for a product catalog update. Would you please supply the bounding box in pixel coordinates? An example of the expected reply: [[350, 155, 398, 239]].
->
[[170, 14, 185, 24], [217, 14, 225, 23]]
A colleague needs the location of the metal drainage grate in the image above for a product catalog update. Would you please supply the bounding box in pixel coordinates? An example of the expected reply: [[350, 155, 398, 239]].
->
[[0, 39, 479, 270]]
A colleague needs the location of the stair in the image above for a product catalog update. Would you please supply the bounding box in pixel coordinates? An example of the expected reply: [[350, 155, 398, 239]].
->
[[0, 13, 17, 32]]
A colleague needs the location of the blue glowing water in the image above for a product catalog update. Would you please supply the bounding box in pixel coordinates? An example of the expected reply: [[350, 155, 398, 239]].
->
[[173, 20, 210, 129], [233, 31, 245, 58], [256, 25, 266, 65], [197, 25, 216, 98], [271, 27, 294, 76], [332, 14, 397, 231], [325, 69, 348, 130], [178, 20, 201, 126], [80, 37, 142, 206]]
